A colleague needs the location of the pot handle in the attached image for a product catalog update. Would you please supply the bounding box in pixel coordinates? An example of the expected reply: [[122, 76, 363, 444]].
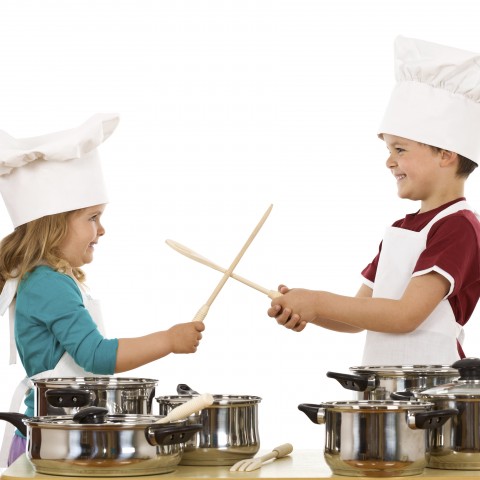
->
[[390, 391, 416, 400], [176, 384, 200, 395], [145, 423, 203, 446], [409, 408, 459, 430], [298, 403, 324, 424], [326, 371, 375, 392], [0, 413, 27, 437], [45, 389, 93, 408]]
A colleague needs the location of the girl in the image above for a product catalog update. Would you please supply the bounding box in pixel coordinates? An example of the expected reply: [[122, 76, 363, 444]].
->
[[0, 114, 204, 465]]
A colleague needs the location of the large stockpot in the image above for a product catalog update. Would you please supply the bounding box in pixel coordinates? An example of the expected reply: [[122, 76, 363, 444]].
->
[[327, 365, 459, 400], [298, 400, 458, 477], [156, 384, 261, 466], [33, 376, 158, 416], [412, 357, 480, 470], [0, 407, 201, 477]]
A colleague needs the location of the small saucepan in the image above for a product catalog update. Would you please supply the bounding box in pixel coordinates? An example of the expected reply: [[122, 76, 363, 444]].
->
[[156, 383, 262, 466], [299, 400, 458, 477], [326, 365, 459, 400], [33, 376, 158, 416]]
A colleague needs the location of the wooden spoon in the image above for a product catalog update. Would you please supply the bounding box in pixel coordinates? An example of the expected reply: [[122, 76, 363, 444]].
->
[[191, 204, 274, 322], [165, 239, 281, 299]]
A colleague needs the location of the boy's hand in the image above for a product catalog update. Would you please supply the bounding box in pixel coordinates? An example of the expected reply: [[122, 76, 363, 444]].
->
[[167, 321, 205, 353], [268, 284, 308, 332]]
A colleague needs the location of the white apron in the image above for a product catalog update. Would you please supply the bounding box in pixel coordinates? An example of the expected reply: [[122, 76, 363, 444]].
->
[[0, 276, 106, 466], [362, 201, 476, 366]]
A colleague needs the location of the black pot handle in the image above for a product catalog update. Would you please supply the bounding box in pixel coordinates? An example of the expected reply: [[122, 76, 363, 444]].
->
[[176, 384, 200, 395], [73, 406, 108, 424], [45, 389, 92, 408], [0, 413, 27, 437], [298, 403, 321, 424], [390, 390, 416, 400], [326, 371, 374, 392], [145, 423, 202, 446], [413, 409, 459, 430]]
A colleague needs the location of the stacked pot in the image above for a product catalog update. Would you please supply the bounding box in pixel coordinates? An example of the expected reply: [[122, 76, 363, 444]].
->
[[298, 361, 480, 477], [0, 376, 204, 477]]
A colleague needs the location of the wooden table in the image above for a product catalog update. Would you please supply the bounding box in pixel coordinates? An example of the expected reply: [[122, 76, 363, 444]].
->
[[2, 451, 480, 480]]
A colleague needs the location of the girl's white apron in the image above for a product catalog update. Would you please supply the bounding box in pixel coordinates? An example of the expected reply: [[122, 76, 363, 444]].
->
[[0, 278, 106, 466], [362, 201, 475, 366]]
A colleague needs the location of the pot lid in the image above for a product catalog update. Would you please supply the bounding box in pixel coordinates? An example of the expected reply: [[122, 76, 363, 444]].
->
[[418, 357, 480, 398], [349, 365, 459, 376], [24, 412, 179, 429], [317, 400, 434, 412]]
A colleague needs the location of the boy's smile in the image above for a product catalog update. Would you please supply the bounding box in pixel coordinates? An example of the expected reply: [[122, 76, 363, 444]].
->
[[383, 134, 447, 209]]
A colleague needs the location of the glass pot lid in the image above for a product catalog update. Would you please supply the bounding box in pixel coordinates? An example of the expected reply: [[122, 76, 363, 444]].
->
[[418, 358, 480, 398]]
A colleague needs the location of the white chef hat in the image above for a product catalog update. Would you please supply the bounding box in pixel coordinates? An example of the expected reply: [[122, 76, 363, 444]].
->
[[378, 35, 480, 165], [0, 113, 119, 228]]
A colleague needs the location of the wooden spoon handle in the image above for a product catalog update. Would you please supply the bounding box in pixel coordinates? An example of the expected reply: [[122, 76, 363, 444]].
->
[[205, 204, 273, 308]]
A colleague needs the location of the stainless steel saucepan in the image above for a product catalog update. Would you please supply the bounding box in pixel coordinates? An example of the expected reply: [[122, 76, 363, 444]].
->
[[33, 376, 158, 415], [299, 400, 457, 477], [326, 365, 459, 400], [156, 383, 262, 466]]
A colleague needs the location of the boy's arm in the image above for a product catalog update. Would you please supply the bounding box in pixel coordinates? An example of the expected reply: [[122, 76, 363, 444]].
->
[[270, 272, 449, 333], [268, 283, 371, 333]]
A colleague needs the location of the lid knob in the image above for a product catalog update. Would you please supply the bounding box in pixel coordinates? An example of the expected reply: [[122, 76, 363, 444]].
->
[[73, 406, 108, 424], [451, 357, 480, 380]]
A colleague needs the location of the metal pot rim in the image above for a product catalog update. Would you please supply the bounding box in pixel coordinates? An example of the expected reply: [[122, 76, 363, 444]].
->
[[156, 394, 262, 406], [349, 365, 459, 376], [32, 376, 158, 388], [317, 400, 434, 411]]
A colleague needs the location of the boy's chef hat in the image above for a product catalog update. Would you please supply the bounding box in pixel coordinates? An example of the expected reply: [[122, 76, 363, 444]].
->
[[379, 36, 480, 165], [0, 113, 119, 228]]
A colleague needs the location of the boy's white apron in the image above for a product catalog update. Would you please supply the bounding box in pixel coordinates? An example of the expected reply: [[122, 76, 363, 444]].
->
[[362, 201, 474, 366], [0, 279, 106, 466]]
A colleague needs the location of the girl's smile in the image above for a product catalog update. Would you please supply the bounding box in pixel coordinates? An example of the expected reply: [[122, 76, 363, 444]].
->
[[59, 204, 106, 268]]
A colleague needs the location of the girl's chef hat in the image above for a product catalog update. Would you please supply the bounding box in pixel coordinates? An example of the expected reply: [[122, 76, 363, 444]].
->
[[0, 113, 119, 228], [379, 36, 480, 165]]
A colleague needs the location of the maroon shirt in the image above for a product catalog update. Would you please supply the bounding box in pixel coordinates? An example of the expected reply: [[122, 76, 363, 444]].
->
[[362, 198, 480, 358]]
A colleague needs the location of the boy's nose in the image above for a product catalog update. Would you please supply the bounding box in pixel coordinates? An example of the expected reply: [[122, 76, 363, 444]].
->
[[385, 154, 397, 169]]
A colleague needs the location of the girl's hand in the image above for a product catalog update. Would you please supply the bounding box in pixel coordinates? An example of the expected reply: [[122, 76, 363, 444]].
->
[[167, 321, 205, 353], [268, 284, 308, 332]]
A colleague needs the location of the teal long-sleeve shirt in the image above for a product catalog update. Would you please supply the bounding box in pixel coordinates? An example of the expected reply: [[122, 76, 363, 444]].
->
[[15, 266, 118, 419]]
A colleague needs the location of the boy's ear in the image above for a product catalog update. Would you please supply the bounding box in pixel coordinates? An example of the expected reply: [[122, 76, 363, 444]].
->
[[439, 150, 458, 167]]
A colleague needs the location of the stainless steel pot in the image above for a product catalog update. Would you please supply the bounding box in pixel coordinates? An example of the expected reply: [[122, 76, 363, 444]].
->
[[413, 357, 480, 470], [298, 401, 458, 477], [0, 407, 201, 477], [327, 365, 459, 400], [156, 384, 262, 466], [33, 376, 158, 416]]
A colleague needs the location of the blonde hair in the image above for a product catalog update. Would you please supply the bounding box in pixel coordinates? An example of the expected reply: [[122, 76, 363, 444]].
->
[[0, 211, 85, 292]]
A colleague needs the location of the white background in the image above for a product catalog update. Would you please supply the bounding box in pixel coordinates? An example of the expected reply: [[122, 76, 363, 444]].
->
[[1, 0, 480, 453]]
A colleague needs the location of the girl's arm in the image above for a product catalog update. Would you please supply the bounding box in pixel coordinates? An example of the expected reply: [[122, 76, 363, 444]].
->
[[269, 271, 449, 334], [115, 321, 204, 373]]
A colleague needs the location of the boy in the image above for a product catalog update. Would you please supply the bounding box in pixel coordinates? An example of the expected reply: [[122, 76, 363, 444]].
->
[[268, 36, 480, 365]]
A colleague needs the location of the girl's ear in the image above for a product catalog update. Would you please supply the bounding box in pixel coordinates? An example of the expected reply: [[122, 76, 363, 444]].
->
[[439, 150, 458, 168]]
